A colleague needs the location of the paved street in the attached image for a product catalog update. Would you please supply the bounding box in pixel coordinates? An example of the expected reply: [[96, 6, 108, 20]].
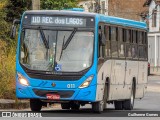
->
[[0, 76, 160, 119]]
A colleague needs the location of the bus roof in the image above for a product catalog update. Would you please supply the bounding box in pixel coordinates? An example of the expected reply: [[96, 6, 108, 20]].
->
[[24, 10, 96, 17], [98, 15, 147, 30], [24, 10, 147, 30]]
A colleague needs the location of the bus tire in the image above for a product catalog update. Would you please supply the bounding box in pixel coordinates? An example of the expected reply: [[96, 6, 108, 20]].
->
[[30, 99, 42, 112], [114, 101, 123, 110], [92, 101, 103, 113], [123, 84, 135, 110], [70, 103, 80, 110], [61, 103, 70, 109]]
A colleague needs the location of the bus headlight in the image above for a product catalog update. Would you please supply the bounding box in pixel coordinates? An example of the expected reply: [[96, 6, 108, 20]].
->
[[79, 75, 93, 88], [17, 73, 29, 86]]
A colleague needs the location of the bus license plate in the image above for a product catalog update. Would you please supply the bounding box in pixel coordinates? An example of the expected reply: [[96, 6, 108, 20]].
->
[[46, 94, 60, 100]]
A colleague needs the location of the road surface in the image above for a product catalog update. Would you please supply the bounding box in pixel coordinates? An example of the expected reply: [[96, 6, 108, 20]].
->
[[0, 76, 160, 119]]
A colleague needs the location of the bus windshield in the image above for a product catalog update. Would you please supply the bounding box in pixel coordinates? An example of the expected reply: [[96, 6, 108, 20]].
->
[[20, 29, 94, 72]]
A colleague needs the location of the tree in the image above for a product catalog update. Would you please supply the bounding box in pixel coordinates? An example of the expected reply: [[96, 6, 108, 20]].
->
[[0, 0, 17, 99], [41, 0, 78, 10], [5, 0, 32, 22], [0, 0, 10, 40]]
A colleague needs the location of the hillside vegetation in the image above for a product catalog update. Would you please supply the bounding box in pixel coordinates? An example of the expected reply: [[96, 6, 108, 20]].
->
[[0, 0, 79, 99]]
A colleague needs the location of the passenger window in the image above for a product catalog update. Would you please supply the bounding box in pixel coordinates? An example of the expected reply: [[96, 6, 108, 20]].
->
[[132, 30, 137, 43], [139, 45, 145, 59], [126, 30, 131, 43], [118, 28, 125, 58], [139, 32, 143, 44], [138, 31, 147, 60], [143, 32, 148, 60], [111, 27, 118, 57], [132, 45, 138, 59], [143, 32, 147, 44], [104, 26, 111, 58], [126, 30, 132, 58], [105, 41, 111, 57]]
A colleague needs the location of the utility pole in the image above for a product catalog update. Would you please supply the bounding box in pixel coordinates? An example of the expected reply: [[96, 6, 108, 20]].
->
[[32, 0, 40, 10], [95, 0, 101, 13]]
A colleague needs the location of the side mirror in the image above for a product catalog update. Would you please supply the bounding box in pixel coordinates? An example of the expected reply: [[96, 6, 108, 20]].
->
[[10, 25, 16, 39], [10, 19, 20, 39]]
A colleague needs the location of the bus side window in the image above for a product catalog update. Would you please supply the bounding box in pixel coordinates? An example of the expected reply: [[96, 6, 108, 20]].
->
[[138, 31, 145, 59], [111, 26, 118, 58], [143, 32, 148, 60], [104, 25, 111, 58], [98, 25, 106, 59], [126, 29, 132, 58], [132, 30, 138, 59], [118, 28, 125, 58]]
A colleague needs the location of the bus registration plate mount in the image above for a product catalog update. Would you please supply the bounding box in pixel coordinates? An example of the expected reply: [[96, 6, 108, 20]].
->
[[46, 94, 60, 100]]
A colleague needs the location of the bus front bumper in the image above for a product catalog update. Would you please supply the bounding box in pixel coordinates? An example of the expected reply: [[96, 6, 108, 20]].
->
[[16, 84, 96, 102]]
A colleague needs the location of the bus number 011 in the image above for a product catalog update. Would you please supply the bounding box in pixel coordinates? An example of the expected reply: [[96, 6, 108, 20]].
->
[[67, 84, 75, 88]]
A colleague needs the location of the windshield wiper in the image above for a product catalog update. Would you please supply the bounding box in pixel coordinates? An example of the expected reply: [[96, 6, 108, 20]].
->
[[62, 28, 77, 50], [39, 28, 49, 49], [59, 36, 65, 61]]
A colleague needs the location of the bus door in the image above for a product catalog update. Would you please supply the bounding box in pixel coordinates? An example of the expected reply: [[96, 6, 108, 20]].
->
[[110, 27, 126, 100], [124, 30, 138, 99]]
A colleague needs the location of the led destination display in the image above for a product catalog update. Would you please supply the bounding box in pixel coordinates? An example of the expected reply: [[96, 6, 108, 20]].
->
[[31, 16, 86, 27], [23, 15, 94, 27]]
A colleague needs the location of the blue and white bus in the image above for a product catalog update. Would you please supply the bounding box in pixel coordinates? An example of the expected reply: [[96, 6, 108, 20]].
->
[[11, 9, 148, 113]]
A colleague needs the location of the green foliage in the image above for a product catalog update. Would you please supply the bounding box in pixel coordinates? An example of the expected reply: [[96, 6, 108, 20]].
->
[[0, 0, 17, 99], [41, 0, 78, 10], [0, 0, 32, 99], [0, 0, 10, 40], [5, 0, 32, 22], [0, 0, 81, 99]]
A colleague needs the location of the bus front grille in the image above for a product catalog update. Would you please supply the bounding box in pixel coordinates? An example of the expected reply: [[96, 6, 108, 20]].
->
[[33, 89, 75, 98]]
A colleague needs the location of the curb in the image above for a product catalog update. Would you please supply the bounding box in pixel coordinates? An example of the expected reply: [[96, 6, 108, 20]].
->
[[0, 99, 29, 109]]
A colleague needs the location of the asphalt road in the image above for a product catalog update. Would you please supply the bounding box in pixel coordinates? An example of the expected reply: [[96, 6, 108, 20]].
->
[[0, 76, 160, 119]]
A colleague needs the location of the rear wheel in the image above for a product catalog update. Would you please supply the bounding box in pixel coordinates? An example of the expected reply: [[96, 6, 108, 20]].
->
[[30, 99, 42, 112], [114, 101, 123, 110], [61, 103, 70, 109], [123, 84, 135, 110]]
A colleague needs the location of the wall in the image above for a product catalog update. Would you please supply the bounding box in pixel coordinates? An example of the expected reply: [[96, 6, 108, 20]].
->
[[148, 0, 160, 32], [108, 0, 147, 21], [78, 0, 108, 15]]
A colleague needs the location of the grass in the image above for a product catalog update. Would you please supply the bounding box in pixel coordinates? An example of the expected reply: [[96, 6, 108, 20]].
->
[[0, 40, 16, 99]]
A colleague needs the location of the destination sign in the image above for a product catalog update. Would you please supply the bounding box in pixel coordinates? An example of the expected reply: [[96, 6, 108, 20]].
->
[[23, 15, 94, 28], [30, 16, 86, 27]]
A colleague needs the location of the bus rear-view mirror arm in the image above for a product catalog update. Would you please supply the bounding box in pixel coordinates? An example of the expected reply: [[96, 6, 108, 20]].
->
[[10, 19, 20, 39]]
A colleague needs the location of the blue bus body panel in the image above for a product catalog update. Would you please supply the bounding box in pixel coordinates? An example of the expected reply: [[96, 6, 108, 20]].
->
[[98, 15, 147, 30], [16, 11, 147, 102], [16, 62, 97, 101], [16, 11, 98, 102]]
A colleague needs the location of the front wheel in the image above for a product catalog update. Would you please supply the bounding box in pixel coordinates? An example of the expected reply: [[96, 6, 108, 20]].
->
[[30, 99, 42, 112], [61, 103, 70, 109], [92, 101, 104, 113], [70, 103, 80, 110]]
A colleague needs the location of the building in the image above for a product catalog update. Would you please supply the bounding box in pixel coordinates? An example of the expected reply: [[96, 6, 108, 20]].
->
[[78, 0, 108, 15], [79, 0, 146, 21], [144, 0, 160, 74], [108, 0, 147, 21]]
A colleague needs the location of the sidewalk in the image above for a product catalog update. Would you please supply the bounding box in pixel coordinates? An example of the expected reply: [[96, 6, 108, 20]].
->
[[150, 67, 160, 76], [0, 99, 29, 109]]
